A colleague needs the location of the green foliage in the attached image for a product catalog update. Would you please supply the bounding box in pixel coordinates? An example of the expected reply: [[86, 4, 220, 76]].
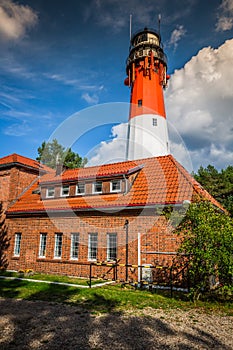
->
[[194, 164, 233, 216], [176, 201, 233, 299], [36, 139, 87, 169], [0, 202, 10, 270]]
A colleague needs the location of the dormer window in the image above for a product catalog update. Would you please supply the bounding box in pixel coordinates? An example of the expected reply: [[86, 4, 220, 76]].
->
[[110, 180, 121, 193], [93, 181, 102, 194], [61, 185, 69, 197], [46, 186, 55, 198], [76, 183, 85, 195]]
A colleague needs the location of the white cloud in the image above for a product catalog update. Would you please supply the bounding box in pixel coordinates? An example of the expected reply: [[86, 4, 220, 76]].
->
[[216, 0, 233, 31], [0, 0, 37, 41], [87, 123, 127, 165], [4, 121, 31, 136], [168, 25, 186, 49], [165, 39, 233, 170], [81, 92, 99, 105]]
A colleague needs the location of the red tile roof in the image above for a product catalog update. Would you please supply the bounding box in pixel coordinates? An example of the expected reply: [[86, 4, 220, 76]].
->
[[0, 153, 53, 173], [6, 155, 224, 215]]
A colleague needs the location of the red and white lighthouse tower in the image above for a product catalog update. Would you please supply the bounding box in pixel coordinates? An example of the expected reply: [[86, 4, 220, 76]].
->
[[125, 27, 170, 160]]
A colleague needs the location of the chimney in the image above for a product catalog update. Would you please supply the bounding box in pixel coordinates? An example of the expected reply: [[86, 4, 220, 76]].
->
[[56, 164, 63, 176], [55, 154, 63, 176]]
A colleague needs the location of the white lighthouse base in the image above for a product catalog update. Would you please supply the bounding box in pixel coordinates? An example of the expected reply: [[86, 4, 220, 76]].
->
[[126, 114, 170, 160]]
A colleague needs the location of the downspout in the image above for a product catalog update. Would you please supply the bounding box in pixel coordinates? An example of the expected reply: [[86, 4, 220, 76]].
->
[[138, 232, 141, 284], [123, 174, 128, 195]]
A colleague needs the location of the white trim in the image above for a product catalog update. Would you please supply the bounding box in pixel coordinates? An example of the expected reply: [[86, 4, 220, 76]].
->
[[110, 180, 122, 193], [46, 186, 55, 198], [70, 233, 79, 260], [54, 233, 63, 259], [76, 183, 85, 196], [92, 181, 102, 194], [107, 233, 117, 261], [38, 233, 47, 258], [13, 233, 21, 257], [60, 185, 69, 197], [88, 233, 98, 261]]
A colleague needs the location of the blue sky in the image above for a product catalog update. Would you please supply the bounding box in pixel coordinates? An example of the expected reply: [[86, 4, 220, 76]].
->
[[1, 0, 233, 171]]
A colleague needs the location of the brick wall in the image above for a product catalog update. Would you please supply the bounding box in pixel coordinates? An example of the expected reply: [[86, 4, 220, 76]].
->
[[6, 209, 181, 281], [0, 169, 11, 209], [0, 166, 38, 210]]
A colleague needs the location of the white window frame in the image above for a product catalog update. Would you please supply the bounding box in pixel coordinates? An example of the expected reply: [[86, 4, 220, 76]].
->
[[93, 181, 102, 194], [70, 233, 79, 260], [14, 233, 22, 256], [60, 184, 70, 197], [76, 183, 85, 195], [110, 180, 121, 193], [39, 233, 47, 258], [54, 233, 63, 259], [46, 186, 55, 198], [88, 233, 98, 261], [107, 233, 117, 261]]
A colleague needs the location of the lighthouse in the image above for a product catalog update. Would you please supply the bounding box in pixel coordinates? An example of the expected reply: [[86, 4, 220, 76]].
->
[[125, 27, 170, 160]]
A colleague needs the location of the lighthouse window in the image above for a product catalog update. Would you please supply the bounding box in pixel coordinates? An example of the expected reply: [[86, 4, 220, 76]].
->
[[152, 118, 157, 126], [138, 99, 142, 107]]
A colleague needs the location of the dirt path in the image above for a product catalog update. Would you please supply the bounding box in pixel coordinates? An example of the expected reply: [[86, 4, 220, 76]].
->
[[0, 298, 232, 349]]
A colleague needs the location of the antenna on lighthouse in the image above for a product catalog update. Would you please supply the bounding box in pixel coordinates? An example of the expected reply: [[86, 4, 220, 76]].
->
[[158, 13, 161, 35], [129, 14, 132, 41]]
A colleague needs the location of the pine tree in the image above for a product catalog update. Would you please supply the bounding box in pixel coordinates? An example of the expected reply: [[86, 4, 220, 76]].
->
[[36, 139, 87, 169]]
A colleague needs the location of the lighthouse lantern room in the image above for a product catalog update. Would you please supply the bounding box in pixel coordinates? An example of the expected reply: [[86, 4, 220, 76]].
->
[[125, 27, 170, 160]]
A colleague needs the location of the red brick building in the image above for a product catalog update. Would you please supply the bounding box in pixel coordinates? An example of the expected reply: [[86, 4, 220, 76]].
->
[[1, 153, 221, 281]]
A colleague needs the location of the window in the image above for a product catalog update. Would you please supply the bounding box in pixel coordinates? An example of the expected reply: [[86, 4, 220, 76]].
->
[[138, 99, 142, 107], [88, 233, 98, 260], [70, 233, 79, 260], [61, 185, 69, 197], [39, 233, 47, 258], [107, 233, 117, 261], [76, 183, 85, 195], [46, 186, 55, 198], [14, 233, 22, 256], [93, 181, 102, 194], [54, 233, 63, 258], [110, 180, 121, 193], [152, 118, 157, 126]]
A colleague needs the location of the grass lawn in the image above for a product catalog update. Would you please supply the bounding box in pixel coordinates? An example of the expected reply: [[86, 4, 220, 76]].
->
[[0, 272, 232, 315], [0, 270, 105, 286]]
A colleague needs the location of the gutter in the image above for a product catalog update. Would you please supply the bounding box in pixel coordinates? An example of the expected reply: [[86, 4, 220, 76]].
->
[[6, 201, 186, 217], [0, 162, 47, 174]]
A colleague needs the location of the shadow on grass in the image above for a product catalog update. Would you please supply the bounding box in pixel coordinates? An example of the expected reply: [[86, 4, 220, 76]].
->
[[0, 278, 28, 298]]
